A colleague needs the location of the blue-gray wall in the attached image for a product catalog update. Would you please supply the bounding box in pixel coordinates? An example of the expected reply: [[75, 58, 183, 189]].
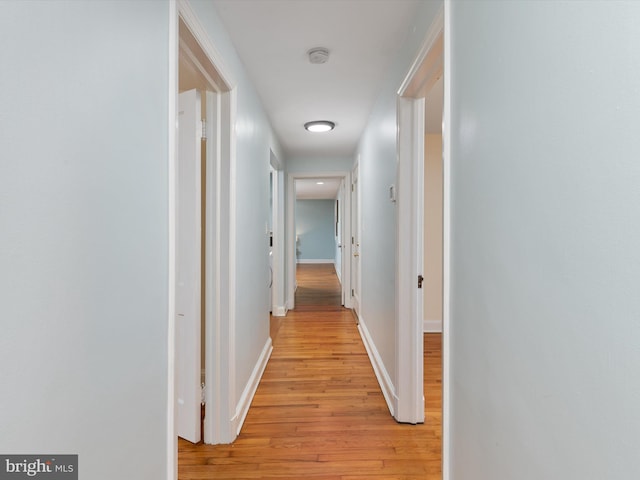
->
[[449, 1, 640, 478], [296, 200, 336, 261], [0, 0, 285, 476], [0, 1, 169, 478], [356, 0, 442, 396]]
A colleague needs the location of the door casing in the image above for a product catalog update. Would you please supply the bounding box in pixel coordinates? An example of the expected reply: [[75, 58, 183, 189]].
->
[[395, 2, 449, 474], [285, 171, 352, 311], [169, 3, 239, 477], [395, 5, 444, 426]]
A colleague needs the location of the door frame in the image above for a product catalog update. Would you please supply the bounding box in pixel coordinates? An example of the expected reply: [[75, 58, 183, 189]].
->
[[169, 1, 238, 475], [286, 171, 352, 311], [395, 5, 445, 426]]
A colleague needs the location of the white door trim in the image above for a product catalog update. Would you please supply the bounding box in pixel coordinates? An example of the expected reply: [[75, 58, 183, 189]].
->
[[286, 171, 352, 311], [395, 4, 444, 427], [395, 96, 425, 424], [170, 1, 238, 466]]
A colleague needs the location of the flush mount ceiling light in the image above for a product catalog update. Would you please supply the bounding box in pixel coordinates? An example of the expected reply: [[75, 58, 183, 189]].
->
[[304, 120, 335, 133]]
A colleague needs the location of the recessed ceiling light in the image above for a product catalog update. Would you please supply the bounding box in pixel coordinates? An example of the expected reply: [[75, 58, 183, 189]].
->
[[304, 121, 335, 133], [316, 181, 325, 185]]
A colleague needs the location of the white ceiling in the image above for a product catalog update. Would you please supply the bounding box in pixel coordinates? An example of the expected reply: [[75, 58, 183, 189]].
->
[[295, 178, 342, 200], [212, 0, 427, 158]]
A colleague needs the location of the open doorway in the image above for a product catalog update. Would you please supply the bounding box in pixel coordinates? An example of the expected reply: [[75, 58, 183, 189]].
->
[[171, 2, 238, 463], [395, 6, 444, 428], [286, 172, 351, 311], [294, 177, 343, 309], [423, 76, 444, 335]]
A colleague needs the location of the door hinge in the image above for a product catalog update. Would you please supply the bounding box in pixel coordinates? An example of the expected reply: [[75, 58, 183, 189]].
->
[[201, 119, 207, 141], [351, 289, 354, 297], [201, 383, 206, 405], [418, 275, 424, 289]]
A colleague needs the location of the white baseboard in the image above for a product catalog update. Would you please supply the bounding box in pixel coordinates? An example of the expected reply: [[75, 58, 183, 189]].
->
[[272, 305, 287, 317], [357, 315, 398, 417], [334, 262, 342, 282], [296, 259, 334, 264], [232, 337, 273, 435], [423, 318, 443, 333]]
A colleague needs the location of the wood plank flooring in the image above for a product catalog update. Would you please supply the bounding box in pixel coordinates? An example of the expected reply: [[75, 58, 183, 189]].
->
[[294, 263, 343, 310], [178, 264, 442, 479]]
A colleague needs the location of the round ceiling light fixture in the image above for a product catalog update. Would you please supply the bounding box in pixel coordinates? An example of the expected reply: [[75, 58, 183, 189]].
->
[[304, 120, 335, 133]]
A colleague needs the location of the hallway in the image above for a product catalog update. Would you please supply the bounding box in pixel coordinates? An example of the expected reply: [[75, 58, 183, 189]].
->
[[178, 264, 442, 479], [294, 263, 343, 310]]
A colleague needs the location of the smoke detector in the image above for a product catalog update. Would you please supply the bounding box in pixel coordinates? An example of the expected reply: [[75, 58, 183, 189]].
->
[[308, 47, 330, 64]]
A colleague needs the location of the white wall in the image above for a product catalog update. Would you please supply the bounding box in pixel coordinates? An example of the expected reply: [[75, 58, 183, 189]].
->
[[449, 1, 640, 478], [0, 1, 169, 478], [188, 0, 284, 407], [355, 1, 442, 395]]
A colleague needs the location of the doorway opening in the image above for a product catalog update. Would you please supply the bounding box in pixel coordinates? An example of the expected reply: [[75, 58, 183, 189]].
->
[[395, 5, 444, 429], [395, 3, 447, 475], [286, 172, 352, 312], [293, 176, 344, 309], [170, 4, 238, 472]]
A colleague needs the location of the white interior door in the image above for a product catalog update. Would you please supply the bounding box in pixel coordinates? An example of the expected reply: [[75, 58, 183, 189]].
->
[[176, 89, 202, 443], [351, 165, 361, 317]]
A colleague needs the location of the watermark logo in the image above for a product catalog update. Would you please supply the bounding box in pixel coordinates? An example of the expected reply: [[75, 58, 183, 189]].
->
[[0, 456, 77, 479]]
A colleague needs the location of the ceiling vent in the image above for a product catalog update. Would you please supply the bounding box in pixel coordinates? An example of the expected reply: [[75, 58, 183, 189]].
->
[[308, 47, 330, 64]]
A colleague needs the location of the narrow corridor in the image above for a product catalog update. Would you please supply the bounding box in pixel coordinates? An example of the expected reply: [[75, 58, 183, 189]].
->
[[178, 264, 441, 479]]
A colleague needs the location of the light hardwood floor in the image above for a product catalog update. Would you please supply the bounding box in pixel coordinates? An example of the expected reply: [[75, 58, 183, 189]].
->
[[178, 264, 442, 479]]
